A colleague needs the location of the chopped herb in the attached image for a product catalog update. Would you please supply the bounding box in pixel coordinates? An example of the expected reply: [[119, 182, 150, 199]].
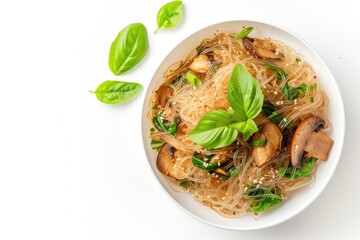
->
[[281, 83, 307, 100], [210, 65, 218, 73], [309, 83, 317, 92], [152, 105, 158, 110], [151, 139, 164, 151], [228, 166, 238, 178], [180, 181, 188, 189], [262, 103, 292, 128], [251, 138, 267, 146], [295, 58, 302, 63], [263, 62, 287, 81], [279, 157, 317, 179], [236, 26, 254, 40], [152, 113, 178, 136], [246, 186, 282, 213], [186, 71, 202, 87], [310, 97, 314, 103], [192, 152, 218, 170]]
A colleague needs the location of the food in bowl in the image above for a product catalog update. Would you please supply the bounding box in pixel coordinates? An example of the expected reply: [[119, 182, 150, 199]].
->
[[147, 27, 334, 217]]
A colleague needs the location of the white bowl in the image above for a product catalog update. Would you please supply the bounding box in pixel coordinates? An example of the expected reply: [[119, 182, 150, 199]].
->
[[141, 20, 345, 230]]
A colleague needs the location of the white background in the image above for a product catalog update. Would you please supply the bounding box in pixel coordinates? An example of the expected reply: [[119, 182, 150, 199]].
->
[[0, 0, 359, 239]]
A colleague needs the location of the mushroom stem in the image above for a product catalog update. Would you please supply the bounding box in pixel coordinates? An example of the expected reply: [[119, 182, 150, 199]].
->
[[304, 132, 334, 160]]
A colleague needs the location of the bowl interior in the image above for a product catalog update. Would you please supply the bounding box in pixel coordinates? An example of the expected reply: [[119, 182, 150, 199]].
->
[[141, 20, 345, 230]]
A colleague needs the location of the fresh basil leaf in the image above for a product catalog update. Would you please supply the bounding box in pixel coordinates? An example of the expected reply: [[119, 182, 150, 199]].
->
[[90, 80, 142, 104], [186, 72, 201, 87], [246, 187, 282, 213], [228, 119, 258, 141], [227, 64, 264, 121], [108, 23, 149, 75], [189, 110, 238, 149], [279, 157, 317, 179], [281, 83, 307, 100], [236, 26, 254, 40], [263, 62, 287, 81], [155, 1, 183, 33], [251, 138, 266, 146]]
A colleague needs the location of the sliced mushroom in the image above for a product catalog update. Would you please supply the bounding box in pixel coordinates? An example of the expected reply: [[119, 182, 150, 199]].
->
[[188, 55, 211, 73], [242, 37, 284, 60], [252, 122, 283, 167], [290, 116, 334, 168], [155, 85, 173, 108], [157, 143, 177, 178]]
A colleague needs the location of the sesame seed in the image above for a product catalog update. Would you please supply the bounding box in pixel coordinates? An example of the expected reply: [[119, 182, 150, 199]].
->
[[256, 184, 260, 188], [274, 91, 278, 95], [276, 101, 280, 105], [218, 162, 221, 166], [221, 196, 225, 200], [244, 187, 248, 192], [286, 63, 289, 66]]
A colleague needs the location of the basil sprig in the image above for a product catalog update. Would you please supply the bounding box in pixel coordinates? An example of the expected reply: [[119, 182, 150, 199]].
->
[[109, 23, 149, 75], [89, 80, 143, 104], [155, 1, 183, 33], [189, 64, 264, 149]]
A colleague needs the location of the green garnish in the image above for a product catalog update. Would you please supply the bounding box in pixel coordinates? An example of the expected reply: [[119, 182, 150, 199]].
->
[[236, 26, 254, 40], [192, 152, 218, 171], [246, 186, 282, 213], [152, 113, 178, 136], [210, 65, 218, 73], [151, 139, 164, 151], [262, 103, 292, 128], [251, 138, 267, 146], [279, 157, 317, 179], [281, 83, 307, 100], [180, 181, 188, 189], [295, 58, 302, 63], [189, 64, 264, 149], [186, 72, 202, 87], [263, 62, 287, 81]]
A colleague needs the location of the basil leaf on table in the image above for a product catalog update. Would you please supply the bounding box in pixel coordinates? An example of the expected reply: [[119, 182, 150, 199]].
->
[[90, 80, 143, 104], [188, 110, 238, 149], [108, 23, 149, 75], [155, 1, 183, 33], [236, 26, 254, 40]]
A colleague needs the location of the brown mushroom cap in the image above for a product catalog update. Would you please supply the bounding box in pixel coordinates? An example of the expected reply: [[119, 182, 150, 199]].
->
[[242, 37, 284, 60], [157, 143, 177, 178], [155, 85, 173, 109], [252, 122, 283, 167], [156, 143, 189, 179], [290, 116, 334, 168]]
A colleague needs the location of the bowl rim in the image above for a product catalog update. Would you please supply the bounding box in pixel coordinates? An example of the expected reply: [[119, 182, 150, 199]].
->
[[141, 19, 345, 230]]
